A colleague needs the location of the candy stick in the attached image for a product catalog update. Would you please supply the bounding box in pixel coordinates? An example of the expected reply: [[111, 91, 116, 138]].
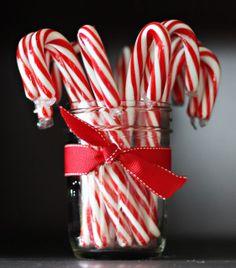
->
[[76, 112, 112, 248], [162, 20, 200, 99], [87, 172, 111, 248], [80, 174, 94, 247], [106, 163, 151, 245], [97, 165, 133, 246]]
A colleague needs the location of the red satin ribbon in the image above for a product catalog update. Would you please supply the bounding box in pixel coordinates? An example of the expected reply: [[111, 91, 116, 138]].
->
[[60, 107, 187, 199]]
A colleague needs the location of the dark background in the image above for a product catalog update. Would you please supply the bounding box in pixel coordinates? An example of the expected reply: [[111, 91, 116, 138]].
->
[[1, 0, 236, 257]]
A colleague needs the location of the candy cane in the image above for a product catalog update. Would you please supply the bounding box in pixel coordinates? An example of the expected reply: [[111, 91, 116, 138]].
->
[[80, 174, 94, 247], [17, 29, 94, 128], [17, 33, 55, 126], [198, 47, 220, 123], [186, 45, 220, 127], [45, 41, 81, 104], [171, 71, 185, 105], [76, 111, 112, 248], [126, 22, 171, 102], [45, 50, 63, 104], [126, 23, 171, 236], [106, 162, 151, 245], [28, 29, 110, 246], [78, 25, 120, 108], [162, 20, 200, 99], [115, 45, 162, 238], [115, 46, 132, 99], [187, 65, 206, 128], [96, 165, 133, 246], [77, 26, 137, 245], [31, 29, 94, 100], [87, 172, 111, 248], [78, 25, 160, 245]]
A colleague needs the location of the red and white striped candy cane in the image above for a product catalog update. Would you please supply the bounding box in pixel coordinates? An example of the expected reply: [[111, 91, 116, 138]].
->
[[28, 29, 94, 120], [78, 26, 131, 145], [78, 25, 120, 108], [162, 20, 200, 100], [169, 38, 186, 105], [78, 25, 158, 245], [125, 22, 171, 154], [128, 22, 171, 147], [115, 46, 132, 99], [96, 165, 133, 246], [171, 71, 185, 105], [125, 22, 171, 102], [115, 45, 161, 237], [106, 162, 151, 245], [187, 64, 206, 128], [80, 174, 94, 247], [87, 172, 111, 248], [17, 33, 55, 124], [77, 27, 136, 245], [115, 44, 161, 239], [125, 23, 171, 234], [45, 50, 63, 104], [197, 46, 221, 126], [45, 40, 81, 104], [186, 45, 220, 127]]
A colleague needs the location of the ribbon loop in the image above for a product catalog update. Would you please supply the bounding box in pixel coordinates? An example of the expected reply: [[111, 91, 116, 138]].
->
[[60, 107, 187, 199]]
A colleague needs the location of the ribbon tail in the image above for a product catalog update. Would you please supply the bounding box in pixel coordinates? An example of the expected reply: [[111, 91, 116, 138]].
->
[[119, 153, 187, 199], [64, 145, 104, 176], [60, 107, 110, 147]]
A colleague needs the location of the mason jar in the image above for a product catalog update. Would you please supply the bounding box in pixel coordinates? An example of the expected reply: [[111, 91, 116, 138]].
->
[[66, 101, 171, 259]]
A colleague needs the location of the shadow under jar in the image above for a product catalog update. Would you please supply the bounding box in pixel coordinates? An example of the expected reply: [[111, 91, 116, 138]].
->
[[66, 101, 171, 259]]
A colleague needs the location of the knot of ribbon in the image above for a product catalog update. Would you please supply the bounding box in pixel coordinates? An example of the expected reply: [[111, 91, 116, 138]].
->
[[102, 143, 121, 164], [60, 107, 187, 199]]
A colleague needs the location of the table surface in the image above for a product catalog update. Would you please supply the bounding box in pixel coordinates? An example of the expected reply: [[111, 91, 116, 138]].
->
[[0, 258, 236, 268], [1, 240, 236, 267]]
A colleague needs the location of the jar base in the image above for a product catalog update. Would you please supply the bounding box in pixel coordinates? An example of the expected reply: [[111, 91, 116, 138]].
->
[[71, 238, 166, 260]]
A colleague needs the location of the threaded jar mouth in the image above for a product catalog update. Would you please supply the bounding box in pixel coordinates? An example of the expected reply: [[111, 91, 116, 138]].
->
[[69, 100, 172, 113]]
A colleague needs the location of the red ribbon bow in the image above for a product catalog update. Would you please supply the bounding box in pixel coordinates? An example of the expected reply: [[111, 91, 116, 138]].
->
[[60, 107, 187, 199]]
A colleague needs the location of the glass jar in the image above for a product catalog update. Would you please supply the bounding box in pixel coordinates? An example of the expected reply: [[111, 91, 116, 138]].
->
[[66, 101, 171, 259]]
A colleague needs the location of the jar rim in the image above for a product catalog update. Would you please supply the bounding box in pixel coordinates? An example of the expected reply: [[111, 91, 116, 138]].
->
[[69, 100, 171, 112]]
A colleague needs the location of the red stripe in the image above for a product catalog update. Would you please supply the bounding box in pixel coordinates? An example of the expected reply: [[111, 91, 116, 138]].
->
[[80, 33, 114, 77], [30, 38, 55, 98], [49, 39, 91, 90], [111, 163, 150, 244], [183, 40, 200, 78], [82, 26, 105, 50], [90, 57, 120, 107], [200, 50, 220, 65]]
